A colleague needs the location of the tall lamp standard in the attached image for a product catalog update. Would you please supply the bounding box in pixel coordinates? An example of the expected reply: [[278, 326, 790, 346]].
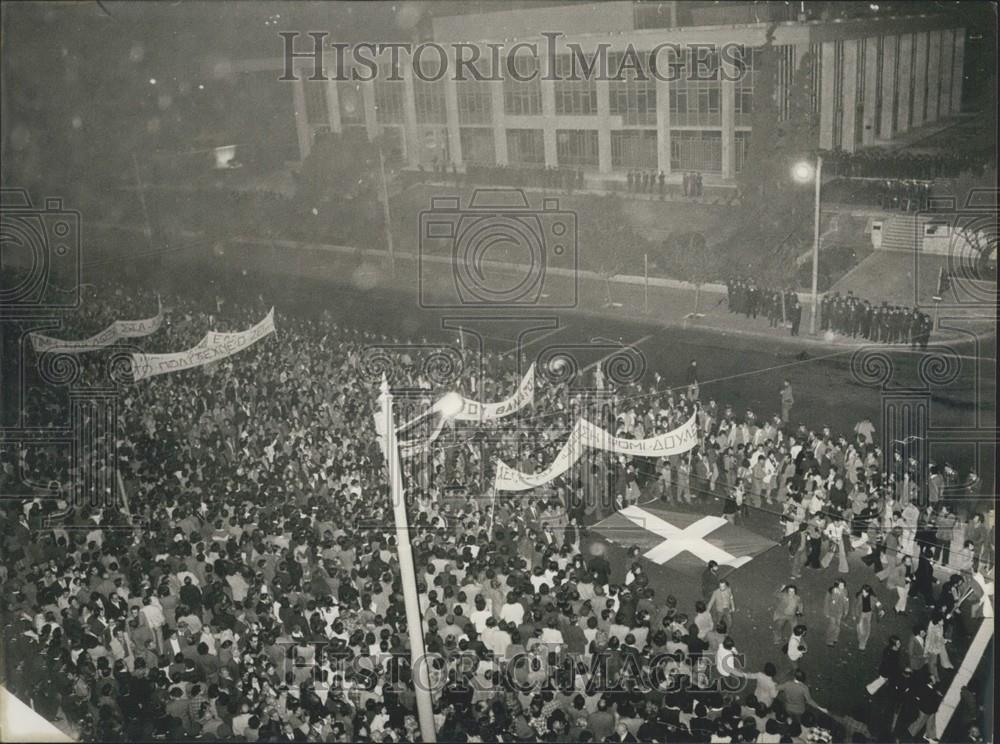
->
[[374, 379, 464, 743], [792, 155, 824, 335]]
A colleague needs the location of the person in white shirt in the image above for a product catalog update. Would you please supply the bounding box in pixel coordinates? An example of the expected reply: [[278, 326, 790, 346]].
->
[[499, 593, 524, 625], [716, 636, 739, 677]]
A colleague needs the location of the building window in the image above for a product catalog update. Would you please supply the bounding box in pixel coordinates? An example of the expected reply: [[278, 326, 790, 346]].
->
[[670, 130, 722, 173], [504, 55, 542, 115], [833, 41, 845, 150], [735, 131, 751, 173], [374, 64, 405, 124], [379, 126, 405, 165], [777, 44, 795, 121], [611, 130, 657, 170], [412, 58, 447, 124], [506, 128, 545, 165], [460, 127, 496, 165], [811, 43, 822, 115], [338, 82, 366, 125], [608, 51, 657, 126], [874, 37, 884, 136], [908, 36, 917, 129], [734, 46, 757, 127], [303, 81, 327, 125], [554, 54, 598, 115], [670, 49, 721, 127], [556, 129, 599, 167]]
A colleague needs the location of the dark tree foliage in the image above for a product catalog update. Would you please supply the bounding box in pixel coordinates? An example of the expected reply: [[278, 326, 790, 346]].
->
[[721, 24, 819, 288], [294, 130, 386, 248]]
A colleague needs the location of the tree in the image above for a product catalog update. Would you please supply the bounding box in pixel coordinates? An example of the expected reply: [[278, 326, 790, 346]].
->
[[577, 194, 652, 276], [720, 24, 819, 288], [294, 129, 385, 247], [658, 231, 720, 314]]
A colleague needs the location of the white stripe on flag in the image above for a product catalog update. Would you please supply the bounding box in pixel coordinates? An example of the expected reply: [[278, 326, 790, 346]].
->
[[618, 506, 754, 568]]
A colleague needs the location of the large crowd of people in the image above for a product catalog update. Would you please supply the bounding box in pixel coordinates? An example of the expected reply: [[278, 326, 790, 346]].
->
[[0, 271, 992, 743]]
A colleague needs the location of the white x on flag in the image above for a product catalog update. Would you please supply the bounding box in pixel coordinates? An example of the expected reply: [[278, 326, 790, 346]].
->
[[618, 505, 754, 567]]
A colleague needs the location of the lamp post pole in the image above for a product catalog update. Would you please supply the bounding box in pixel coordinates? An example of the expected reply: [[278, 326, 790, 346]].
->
[[376, 377, 436, 742], [809, 154, 823, 335]]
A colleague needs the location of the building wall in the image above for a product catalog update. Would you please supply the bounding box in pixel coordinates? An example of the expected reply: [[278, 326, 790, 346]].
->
[[267, 14, 967, 173]]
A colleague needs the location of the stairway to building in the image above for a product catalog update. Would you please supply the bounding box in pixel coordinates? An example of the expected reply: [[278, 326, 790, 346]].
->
[[879, 213, 927, 253]]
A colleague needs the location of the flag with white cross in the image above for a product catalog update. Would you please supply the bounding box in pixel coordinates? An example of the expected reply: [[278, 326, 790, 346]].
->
[[591, 503, 777, 577]]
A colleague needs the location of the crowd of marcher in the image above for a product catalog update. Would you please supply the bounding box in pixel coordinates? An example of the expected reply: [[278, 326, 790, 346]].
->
[[0, 271, 992, 743]]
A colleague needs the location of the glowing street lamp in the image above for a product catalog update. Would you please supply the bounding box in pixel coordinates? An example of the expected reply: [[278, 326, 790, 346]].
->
[[793, 155, 824, 335]]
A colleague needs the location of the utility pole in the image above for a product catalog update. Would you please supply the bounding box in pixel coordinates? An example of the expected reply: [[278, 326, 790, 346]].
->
[[375, 378, 436, 742], [809, 154, 823, 335]]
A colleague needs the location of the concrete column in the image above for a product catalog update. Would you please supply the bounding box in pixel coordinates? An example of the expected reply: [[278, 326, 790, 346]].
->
[[402, 62, 420, 167], [325, 78, 342, 134], [491, 81, 508, 165], [951, 29, 965, 114], [819, 41, 836, 150], [862, 37, 879, 145], [896, 34, 913, 134], [361, 80, 378, 141], [596, 78, 612, 174], [926, 29, 941, 123], [938, 29, 954, 118], [721, 56, 736, 176], [444, 51, 463, 166], [840, 39, 858, 152], [912, 32, 928, 129], [292, 76, 312, 159], [541, 53, 558, 167], [656, 74, 671, 175], [879, 35, 897, 142]]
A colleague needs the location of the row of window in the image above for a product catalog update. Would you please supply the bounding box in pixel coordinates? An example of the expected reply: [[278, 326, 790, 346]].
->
[[304, 48, 767, 126], [460, 127, 750, 174]]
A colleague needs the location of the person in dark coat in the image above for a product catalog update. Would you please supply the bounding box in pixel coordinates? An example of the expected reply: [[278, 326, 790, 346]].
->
[[701, 560, 720, 601]]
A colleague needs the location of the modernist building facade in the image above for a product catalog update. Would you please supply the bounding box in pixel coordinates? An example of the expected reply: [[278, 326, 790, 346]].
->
[[254, 2, 966, 181]]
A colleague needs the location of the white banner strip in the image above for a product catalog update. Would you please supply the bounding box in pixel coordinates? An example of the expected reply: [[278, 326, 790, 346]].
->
[[577, 414, 699, 457], [131, 308, 275, 382], [493, 414, 699, 492], [494, 419, 589, 492], [443, 363, 535, 422], [31, 298, 163, 353]]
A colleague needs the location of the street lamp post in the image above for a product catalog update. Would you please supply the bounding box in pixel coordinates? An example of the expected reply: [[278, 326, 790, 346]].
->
[[793, 155, 824, 335], [375, 377, 436, 743], [374, 383, 464, 743]]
